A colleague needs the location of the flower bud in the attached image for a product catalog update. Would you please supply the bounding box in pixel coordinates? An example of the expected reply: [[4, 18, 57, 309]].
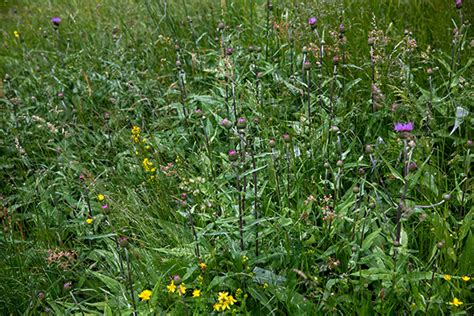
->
[[236, 117, 247, 129], [228, 150, 238, 161], [303, 61, 311, 70], [63, 281, 72, 291], [330, 125, 339, 133], [336, 160, 344, 167], [339, 23, 345, 34], [443, 193, 451, 201], [218, 22, 225, 30], [455, 0, 462, 9], [118, 236, 129, 248], [38, 292, 46, 301], [226, 47, 234, 56], [467, 140, 473, 148], [282, 133, 291, 143], [269, 139, 276, 148], [368, 37, 375, 46], [426, 68, 433, 75], [220, 118, 233, 129], [173, 275, 182, 284], [324, 162, 330, 169], [352, 186, 360, 194], [332, 55, 340, 65]]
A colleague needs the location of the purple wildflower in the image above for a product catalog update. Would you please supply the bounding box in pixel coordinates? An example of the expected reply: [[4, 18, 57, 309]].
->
[[51, 17, 61, 26], [220, 118, 233, 129], [308, 17, 317, 27], [228, 149, 238, 161], [394, 122, 414, 132], [101, 204, 108, 209], [236, 117, 247, 129], [455, 0, 462, 9]]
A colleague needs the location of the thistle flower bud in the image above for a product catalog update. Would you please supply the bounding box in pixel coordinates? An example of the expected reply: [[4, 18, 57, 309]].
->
[[269, 139, 276, 148], [236, 117, 247, 129], [38, 292, 46, 301], [228, 149, 238, 161], [467, 140, 473, 148], [336, 160, 344, 167], [426, 68, 433, 75], [218, 22, 225, 30], [220, 118, 232, 129], [352, 186, 360, 193], [226, 47, 234, 56], [282, 133, 291, 143], [408, 162, 417, 171], [324, 162, 330, 169], [104, 112, 110, 120], [339, 23, 345, 34], [333, 55, 340, 65], [443, 193, 452, 201], [302, 46, 308, 53], [173, 275, 182, 284], [118, 236, 129, 248], [303, 61, 311, 70], [194, 108, 203, 118], [308, 17, 317, 30], [63, 282, 72, 291], [455, 0, 462, 9]]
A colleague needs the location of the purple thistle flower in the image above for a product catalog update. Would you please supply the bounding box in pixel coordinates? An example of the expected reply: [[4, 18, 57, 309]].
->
[[220, 118, 233, 129], [228, 149, 238, 161], [394, 122, 414, 132], [101, 204, 108, 209], [308, 17, 317, 27], [51, 17, 61, 26], [455, 0, 462, 9], [236, 117, 247, 129]]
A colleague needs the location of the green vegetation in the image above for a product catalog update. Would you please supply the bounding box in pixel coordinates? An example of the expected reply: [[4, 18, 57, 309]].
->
[[1, 0, 472, 314]]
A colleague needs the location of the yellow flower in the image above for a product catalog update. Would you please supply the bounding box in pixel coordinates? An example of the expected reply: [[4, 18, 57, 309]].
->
[[14, 31, 20, 38], [86, 218, 93, 224], [443, 274, 452, 281], [242, 255, 249, 263], [449, 297, 463, 307], [213, 302, 223, 311], [138, 289, 152, 301], [97, 194, 105, 201], [199, 262, 207, 271], [167, 280, 176, 293], [461, 275, 470, 282], [263, 282, 268, 289], [192, 289, 201, 297], [218, 292, 229, 302], [178, 284, 186, 295]]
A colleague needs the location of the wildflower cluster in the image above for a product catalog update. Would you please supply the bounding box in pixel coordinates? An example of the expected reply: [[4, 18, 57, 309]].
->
[[213, 291, 238, 312], [131, 126, 141, 143]]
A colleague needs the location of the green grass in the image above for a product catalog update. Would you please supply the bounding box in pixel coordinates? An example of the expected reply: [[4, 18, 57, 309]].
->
[[1, 0, 473, 314]]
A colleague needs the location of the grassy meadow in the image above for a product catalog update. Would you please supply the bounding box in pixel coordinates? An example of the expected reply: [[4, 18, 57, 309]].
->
[[1, 0, 473, 314]]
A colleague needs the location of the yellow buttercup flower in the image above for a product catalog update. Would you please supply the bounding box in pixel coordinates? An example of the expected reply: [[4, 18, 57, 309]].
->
[[178, 284, 186, 295], [199, 262, 207, 271], [138, 289, 152, 301], [213, 302, 223, 311], [14, 31, 20, 38], [443, 274, 452, 281], [97, 194, 105, 201], [461, 275, 470, 282], [192, 289, 201, 297], [449, 297, 463, 307], [86, 218, 93, 224], [167, 280, 176, 293]]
